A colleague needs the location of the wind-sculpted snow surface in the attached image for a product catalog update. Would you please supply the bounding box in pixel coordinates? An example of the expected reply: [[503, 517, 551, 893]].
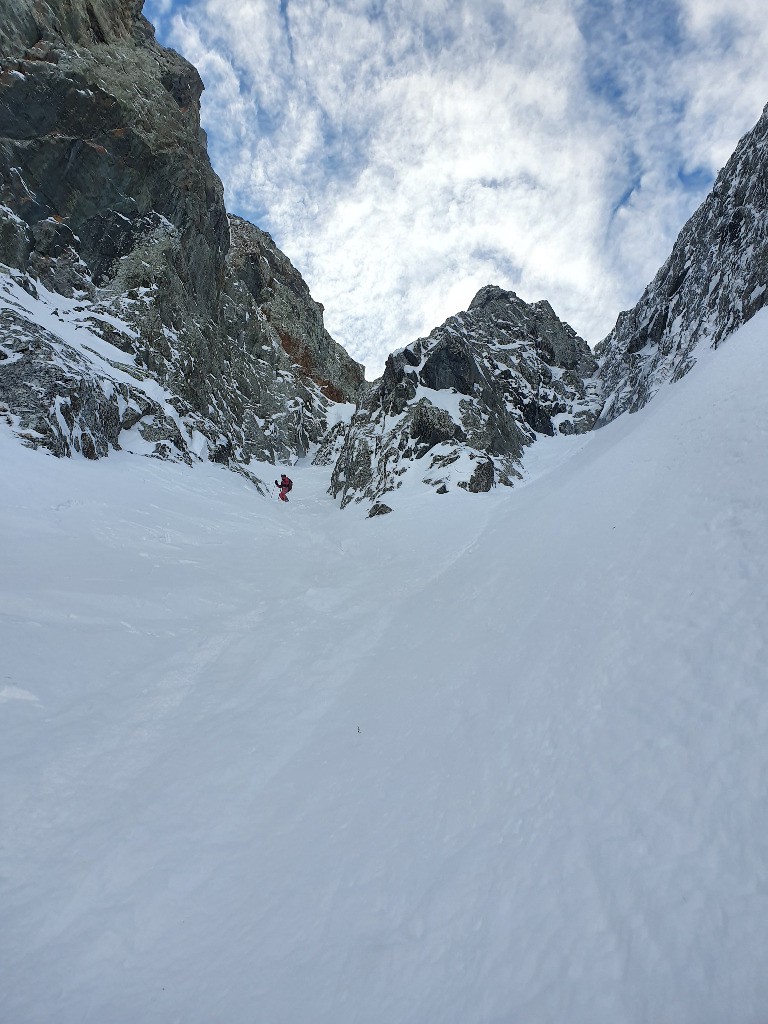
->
[[2, 310, 767, 1024], [322, 285, 600, 506], [596, 101, 768, 424]]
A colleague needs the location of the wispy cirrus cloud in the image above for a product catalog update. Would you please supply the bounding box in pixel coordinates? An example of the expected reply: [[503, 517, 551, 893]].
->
[[145, 0, 768, 377]]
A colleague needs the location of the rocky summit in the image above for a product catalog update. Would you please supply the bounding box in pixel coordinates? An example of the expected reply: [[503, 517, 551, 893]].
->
[[319, 285, 600, 506], [0, 0, 767, 509]]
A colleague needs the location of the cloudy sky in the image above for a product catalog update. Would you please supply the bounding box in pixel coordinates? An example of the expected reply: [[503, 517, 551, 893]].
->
[[145, 0, 768, 378]]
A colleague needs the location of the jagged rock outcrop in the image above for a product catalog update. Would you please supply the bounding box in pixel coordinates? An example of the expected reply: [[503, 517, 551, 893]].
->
[[596, 101, 768, 423], [0, 276, 195, 466], [320, 285, 600, 507], [0, 0, 363, 470]]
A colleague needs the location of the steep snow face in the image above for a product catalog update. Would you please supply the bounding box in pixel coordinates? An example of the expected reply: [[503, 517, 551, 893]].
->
[[596, 101, 768, 424], [322, 285, 600, 507], [2, 310, 767, 1024]]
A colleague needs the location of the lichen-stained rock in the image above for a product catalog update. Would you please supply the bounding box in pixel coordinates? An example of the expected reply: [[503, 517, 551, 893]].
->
[[0, 0, 364, 474], [325, 285, 601, 507], [596, 101, 768, 424]]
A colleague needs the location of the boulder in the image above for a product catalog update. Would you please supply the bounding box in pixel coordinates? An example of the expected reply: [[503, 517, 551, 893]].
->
[[368, 502, 393, 517]]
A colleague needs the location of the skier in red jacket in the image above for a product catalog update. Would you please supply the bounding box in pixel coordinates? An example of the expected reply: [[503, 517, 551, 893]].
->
[[275, 474, 293, 502]]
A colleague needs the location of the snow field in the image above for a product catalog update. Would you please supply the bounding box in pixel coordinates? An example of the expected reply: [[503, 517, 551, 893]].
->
[[1, 311, 768, 1023]]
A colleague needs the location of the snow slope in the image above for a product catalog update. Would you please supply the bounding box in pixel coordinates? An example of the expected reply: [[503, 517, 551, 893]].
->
[[1, 311, 767, 1024]]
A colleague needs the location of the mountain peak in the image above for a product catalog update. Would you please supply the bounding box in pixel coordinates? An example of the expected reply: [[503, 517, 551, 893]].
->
[[320, 288, 600, 506], [468, 284, 519, 310]]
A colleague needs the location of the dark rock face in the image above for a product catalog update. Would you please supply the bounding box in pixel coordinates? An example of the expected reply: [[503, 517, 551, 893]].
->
[[596, 102, 768, 424], [420, 334, 482, 394], [410, 398, 465, 454], [0, 14, 227, 309], [322, 285, 600, 507], [0, 0, 363, 471]]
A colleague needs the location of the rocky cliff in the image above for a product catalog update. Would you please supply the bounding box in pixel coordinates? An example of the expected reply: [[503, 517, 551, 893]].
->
[[0, 0, 363, 477], [319, 285, 600, 507], [596, 102, 768, 424]]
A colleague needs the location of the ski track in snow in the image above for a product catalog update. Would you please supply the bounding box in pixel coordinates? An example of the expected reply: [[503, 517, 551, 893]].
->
[[1, 312, 768, 1023]]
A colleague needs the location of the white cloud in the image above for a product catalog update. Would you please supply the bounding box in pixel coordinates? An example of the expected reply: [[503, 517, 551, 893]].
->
[[147, 0, 768, 377]]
